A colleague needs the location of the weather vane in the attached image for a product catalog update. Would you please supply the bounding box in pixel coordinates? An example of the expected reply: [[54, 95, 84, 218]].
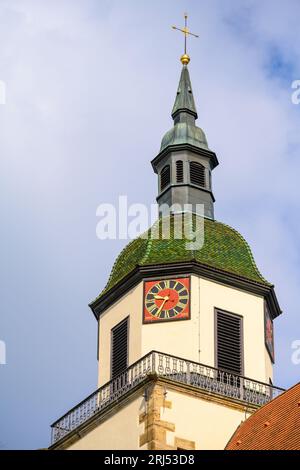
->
[[172, 13, 199, 65]]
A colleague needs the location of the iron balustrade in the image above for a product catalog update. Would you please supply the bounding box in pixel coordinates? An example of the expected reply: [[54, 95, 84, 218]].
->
[[51, 350, 285, 444]]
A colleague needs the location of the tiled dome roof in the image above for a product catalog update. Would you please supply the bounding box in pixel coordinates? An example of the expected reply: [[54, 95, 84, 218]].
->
[[95, 215, 270, 302]]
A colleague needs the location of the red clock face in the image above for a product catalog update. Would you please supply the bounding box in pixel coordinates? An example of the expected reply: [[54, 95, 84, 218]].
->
[[143, 278, 190, 323]]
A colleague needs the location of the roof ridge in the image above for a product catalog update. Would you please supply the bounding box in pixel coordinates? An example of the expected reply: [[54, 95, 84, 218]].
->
[[140, 222, 157, 264]]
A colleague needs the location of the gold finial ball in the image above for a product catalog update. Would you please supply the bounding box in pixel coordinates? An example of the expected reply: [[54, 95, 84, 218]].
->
[[180, 54, 190, 65]]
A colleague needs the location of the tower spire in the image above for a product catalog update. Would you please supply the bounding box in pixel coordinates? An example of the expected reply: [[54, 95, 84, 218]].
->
[[151, 14, 218, 220], [171, 65, 198, 121]]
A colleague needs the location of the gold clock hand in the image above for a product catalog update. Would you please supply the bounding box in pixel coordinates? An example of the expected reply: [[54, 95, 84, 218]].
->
[[156, 298, 168, 316], [154, 295, 169, 300]]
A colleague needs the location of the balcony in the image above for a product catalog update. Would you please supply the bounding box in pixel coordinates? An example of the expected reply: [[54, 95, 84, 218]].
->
[[51, 350, 285, 445]]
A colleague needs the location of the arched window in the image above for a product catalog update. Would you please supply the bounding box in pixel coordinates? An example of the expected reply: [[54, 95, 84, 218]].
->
[[176, 160, 184, 183], [190, 161, 205, 187], [160, 165, 170, 191]]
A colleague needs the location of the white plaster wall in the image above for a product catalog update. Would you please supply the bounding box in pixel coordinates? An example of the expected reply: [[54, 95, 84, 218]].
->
[[98, 283, 143, 387], [197, 277, 273, 383], [98, 275, 273, 387], [67, 395, 144, 450], [162, 389, 248, 450], [141, 275, 273, 383]]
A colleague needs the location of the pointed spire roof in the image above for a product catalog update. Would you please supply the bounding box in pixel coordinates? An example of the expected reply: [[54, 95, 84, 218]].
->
[[171, 65, 198, 120], [159, 64, 211, 154]]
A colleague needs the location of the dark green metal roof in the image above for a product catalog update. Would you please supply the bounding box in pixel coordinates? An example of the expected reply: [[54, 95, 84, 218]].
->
[[160, 65, 209, 153], [172, 65, 198, 118], [95, 216, 271, 301], [160, 122, 209, 152]]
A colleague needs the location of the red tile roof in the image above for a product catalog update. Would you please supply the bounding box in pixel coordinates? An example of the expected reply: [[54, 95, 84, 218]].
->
[[226, 382, 300, 450]]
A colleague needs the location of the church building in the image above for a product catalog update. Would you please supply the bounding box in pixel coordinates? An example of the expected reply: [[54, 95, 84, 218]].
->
[[49, 20, 287, 450]]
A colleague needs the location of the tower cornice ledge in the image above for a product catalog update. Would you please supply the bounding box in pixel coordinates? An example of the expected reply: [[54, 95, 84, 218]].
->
[[157, 181, 216, 202], [151, 143, 219, 173], [89, 261, 282, 321]]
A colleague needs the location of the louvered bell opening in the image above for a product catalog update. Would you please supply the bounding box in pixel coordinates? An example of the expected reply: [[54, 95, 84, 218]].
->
[[176, 160, 184, 183], [216, 310, 243, 376], [160, 165, 171, 192], [111, 318, 128, 379], [190, 161, 205, 187]]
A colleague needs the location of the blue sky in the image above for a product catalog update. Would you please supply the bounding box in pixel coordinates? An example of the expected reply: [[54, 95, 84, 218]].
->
[[1, 0, 300, 449]]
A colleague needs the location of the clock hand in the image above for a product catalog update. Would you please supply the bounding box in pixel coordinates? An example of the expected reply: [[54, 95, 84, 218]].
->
[[154, 295, 169, 300], [156, 298, 168, 316]]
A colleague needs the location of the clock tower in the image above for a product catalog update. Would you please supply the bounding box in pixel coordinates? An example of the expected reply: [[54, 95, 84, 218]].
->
[[50, 18, 283, 451]]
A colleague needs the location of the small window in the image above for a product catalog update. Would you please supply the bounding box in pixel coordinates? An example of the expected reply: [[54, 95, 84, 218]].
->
[[216, 310, 243, 375], [176, 160, 184, 183], [190, 161, 205, 187], [111, 317, 129, 379], [160, 165, 170, 192]]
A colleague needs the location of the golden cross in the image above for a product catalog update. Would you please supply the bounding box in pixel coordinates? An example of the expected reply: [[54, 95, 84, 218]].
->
[[172, 13, 199, 64]]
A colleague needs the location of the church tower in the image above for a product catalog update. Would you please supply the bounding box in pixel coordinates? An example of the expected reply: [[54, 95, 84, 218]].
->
[[50, 17, 283, 451]]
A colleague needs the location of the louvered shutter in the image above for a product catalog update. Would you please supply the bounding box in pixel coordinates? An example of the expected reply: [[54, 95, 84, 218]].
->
[[160, 165, 170, 191], [111, 318, 128, 379], [216, 310, 243, 375], [190, 161, 205, 187], [176, 160, 184, 183]]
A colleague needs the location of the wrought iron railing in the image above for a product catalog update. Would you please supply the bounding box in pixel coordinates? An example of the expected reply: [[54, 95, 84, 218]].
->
[[51, 350, 285, 445]]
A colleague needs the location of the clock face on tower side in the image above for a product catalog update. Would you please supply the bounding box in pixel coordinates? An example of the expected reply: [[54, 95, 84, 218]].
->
[[143, 277, 190, 323]]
